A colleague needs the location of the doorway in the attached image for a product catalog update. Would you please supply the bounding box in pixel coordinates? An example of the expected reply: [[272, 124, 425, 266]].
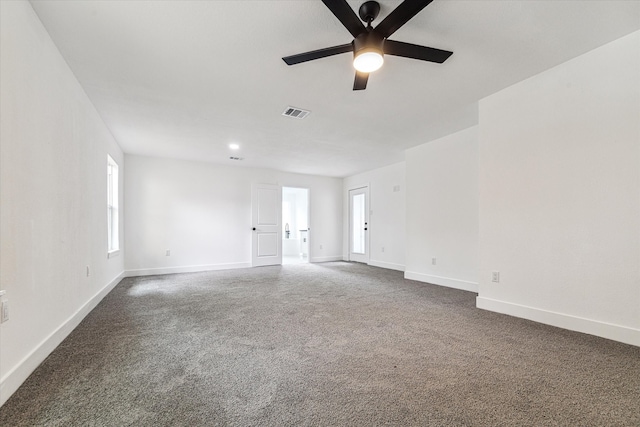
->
[[282, 187, 309, 265], [349, 186, 369, 263]]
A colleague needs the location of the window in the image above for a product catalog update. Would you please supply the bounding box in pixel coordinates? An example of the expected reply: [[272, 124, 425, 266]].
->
[[351, 192, 366, 254], [107, 155, 119, 256]]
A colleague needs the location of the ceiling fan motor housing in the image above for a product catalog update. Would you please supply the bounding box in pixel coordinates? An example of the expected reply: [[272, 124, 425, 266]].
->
[[353, 30, 384, 58]]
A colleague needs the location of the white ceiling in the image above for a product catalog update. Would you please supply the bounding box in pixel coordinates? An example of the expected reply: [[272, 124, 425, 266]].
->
[[30, 1, 640, 177]]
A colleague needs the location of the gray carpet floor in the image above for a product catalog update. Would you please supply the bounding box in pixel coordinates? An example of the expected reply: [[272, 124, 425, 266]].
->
[[1, 262, 639, 426]]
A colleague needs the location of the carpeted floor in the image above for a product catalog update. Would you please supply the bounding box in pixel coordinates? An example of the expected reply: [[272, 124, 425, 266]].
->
[[1, 262, 639, 426]]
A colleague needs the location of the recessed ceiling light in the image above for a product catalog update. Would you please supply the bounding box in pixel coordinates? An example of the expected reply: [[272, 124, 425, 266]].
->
[[229, 143, 240, 150]]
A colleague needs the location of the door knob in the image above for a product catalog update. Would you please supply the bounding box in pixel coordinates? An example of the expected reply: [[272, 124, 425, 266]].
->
[[252, 227, 256, 231]]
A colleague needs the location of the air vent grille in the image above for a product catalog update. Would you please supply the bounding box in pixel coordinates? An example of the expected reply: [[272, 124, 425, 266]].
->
[[229, 156, 243, 161], [282, 106, 310, 119]]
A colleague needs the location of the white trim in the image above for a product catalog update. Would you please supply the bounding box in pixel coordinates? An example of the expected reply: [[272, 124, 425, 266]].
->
[[476, 296, 640, 347], [0, 272, 125, 407], [309, 255, 343, 263], [368, 259, 405, 272], [347, 184, 370, 191], [125, 262, 251, 277], [404, 271, 478, 293], [107, 249, 120, 259]]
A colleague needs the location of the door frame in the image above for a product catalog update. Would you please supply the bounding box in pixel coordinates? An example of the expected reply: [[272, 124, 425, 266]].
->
[[348, 185, 369, 264]]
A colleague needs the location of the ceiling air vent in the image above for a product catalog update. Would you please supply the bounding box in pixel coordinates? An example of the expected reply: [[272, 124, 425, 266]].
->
[[282, 106, 310, 119], [229, 156, 243, 161]]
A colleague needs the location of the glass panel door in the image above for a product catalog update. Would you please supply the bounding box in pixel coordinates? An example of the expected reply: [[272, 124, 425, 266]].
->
[[349, 187, 368, 263], [352, 193, 365, 254]]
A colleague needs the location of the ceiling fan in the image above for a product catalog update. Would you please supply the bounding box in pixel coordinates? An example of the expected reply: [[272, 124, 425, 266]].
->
[[282, 0, 453, 91]]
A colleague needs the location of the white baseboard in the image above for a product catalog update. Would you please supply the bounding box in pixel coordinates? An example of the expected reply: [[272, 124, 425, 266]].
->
[[404, 271, 478, 293], [476, 296, 640, 347], [0, 272, 125, 407], [309, 255, 343, 263], [368, 259, 405, 272], [125, 262, 251, 277]]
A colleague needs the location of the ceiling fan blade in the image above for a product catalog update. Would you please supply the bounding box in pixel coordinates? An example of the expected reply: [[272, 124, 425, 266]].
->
[[384, 39, 452, 63], [283, 43, 353, 65], [375, 0, 433, 38], [353, 71, 369, 90], [322, 0, 366, 38]]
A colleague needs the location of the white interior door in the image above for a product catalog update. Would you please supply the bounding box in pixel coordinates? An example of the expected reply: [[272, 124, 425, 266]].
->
[[349, 186, 369, 263], [252, 183, 282, 267]]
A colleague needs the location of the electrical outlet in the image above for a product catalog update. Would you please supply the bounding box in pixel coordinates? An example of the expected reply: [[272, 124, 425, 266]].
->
[[492, 271, 500, 283], [319, 244, 323, 250], [1, 300, 8, 323], [431, 257, 437, 265], [166, 249, 171, 256], [381, 247, 385, 252]]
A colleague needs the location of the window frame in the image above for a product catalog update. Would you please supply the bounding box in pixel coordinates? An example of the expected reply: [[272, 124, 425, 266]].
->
[[107, 155, 119, 258]]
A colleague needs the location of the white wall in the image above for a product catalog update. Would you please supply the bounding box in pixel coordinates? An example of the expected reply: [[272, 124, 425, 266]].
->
[[477, 31, 640, 346], [124, 155, 342, 274], [404, 127, 479, 292], [0, 0, 125, 406], [343, 162, 406, 271]]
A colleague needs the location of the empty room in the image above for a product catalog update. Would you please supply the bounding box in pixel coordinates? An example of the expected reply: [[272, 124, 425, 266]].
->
[[1, 0, 639, 425]]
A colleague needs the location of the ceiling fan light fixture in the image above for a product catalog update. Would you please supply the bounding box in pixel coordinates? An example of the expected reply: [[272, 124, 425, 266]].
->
[[353, 50, 384, 73], [353, 30, 385, 73]]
